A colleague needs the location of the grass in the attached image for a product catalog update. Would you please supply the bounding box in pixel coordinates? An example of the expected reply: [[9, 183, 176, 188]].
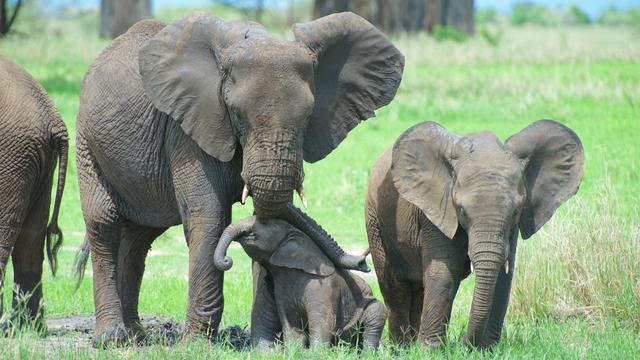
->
[[0, 4, 639, 358]]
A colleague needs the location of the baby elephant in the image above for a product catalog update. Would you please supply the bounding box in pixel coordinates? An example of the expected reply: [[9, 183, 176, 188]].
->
[[215, 216, 386, 350], [0, 55, 68, 331]]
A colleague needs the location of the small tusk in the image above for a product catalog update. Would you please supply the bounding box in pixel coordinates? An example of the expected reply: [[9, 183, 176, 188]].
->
[[470, 262, 474, 273], [297, 186, 308, 209], [505, 261, 510, 274], [241, 184, 249, 205]]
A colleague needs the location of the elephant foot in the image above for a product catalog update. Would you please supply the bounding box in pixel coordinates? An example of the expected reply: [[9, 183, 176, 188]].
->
[[93, 322, 130, 348], [461, 334, 494, 350], [124, 320, 147, 345]]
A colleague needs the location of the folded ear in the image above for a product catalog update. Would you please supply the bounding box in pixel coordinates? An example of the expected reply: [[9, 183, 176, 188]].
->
[[293, 12, 404, 163], [391, 122, 460, 239], [269, 229, 335, 276], [506, 120, 584, 239], [139, 13, 263, 161]]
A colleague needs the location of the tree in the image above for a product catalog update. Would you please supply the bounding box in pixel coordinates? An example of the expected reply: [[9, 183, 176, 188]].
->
[[0, 0, 22, 37], [100, 0, 151, 39], [313, 0, 475, 35]]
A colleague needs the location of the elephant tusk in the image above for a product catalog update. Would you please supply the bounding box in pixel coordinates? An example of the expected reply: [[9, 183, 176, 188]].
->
[[297, 186, 308, 209], [505, 261, 509, 274], [470, 262, 474, 273], [241, 184, 249, 205]]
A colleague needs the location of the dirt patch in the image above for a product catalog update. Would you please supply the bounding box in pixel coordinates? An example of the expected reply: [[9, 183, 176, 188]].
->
[[3, 316, 249, 353]]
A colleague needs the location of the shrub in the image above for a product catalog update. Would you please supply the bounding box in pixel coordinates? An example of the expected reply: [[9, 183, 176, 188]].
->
[[432, 25, 467, 43]]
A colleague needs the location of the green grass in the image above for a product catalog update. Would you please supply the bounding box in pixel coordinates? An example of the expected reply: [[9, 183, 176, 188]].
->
[[1, 5, 639, 358]]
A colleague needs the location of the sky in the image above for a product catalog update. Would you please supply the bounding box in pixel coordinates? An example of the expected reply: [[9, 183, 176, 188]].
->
[[41, 0, 640, 17]]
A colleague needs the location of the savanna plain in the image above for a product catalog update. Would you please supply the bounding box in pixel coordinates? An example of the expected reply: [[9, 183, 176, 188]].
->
[[0, 4, 638, 359]]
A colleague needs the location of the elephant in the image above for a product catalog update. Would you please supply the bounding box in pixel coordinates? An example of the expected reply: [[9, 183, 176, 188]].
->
[[365, 120, 584, 348], [214, 216, 387, 350], [74, 11, 403, 346], [0, 55, 68, 332]]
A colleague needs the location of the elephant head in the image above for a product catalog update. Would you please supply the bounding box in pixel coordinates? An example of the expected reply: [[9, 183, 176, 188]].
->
[[139, 12, 404, 217], [214, 216, 335, 277], [391, 120, 584, 347]]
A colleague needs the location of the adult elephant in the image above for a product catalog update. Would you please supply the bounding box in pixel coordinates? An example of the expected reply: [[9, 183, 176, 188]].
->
[[75, 12, 403, 346], [365, 120, 583, 349], [0, 55, 67, 331]]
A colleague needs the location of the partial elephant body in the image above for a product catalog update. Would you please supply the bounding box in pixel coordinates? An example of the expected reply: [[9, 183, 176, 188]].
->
[[0, 55, 68, 330], [366, 120, 583, 349], [215, 217, 387, 350], [76, 12, 402, 347]]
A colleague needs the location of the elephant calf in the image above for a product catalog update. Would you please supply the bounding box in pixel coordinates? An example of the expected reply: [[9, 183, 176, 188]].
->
[[0, 55, 67, 331], [366, 120, 583, 348], [215, 216, 387, 350]]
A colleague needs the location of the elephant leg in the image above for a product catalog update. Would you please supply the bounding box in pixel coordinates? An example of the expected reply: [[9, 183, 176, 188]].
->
[[307, 307, 336, 348], [0, 224, 21, 332], [379, 277, 415, 345], [77, 135, 128, 347], [116, 223, 166, 342], [250, 261, 281, 351], [409, 286, 424, 335], [281, 315, 308, 348], [418, 233, 465, 347], [10, 186, 50, 331], [479, 239, 517, 348], [0, 171, 32, 332], [361, 299, 388, 349], [182, 211, 230, 341]]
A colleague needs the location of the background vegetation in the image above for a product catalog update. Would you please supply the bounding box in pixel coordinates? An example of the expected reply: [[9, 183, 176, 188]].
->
[[0, 2, 638, 358]]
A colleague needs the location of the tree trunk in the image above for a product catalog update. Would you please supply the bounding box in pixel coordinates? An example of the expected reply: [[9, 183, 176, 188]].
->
[[100, 0, 151, 39], [0, 0, 22, 37], [314, 0, 474, 35]]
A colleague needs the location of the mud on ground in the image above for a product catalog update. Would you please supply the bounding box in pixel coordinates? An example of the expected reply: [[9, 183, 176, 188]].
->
[[1, 316, 249, 353]]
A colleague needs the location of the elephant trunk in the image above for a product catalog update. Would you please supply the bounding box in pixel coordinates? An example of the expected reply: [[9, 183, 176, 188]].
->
[[243, 129, 303, 218], [464, 231, 506, 348], [280, 203, 370, 272], [214, 216, 256, 271]]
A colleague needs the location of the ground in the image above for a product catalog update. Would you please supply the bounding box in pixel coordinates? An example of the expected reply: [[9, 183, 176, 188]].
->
[[0, 5, 638, 359]]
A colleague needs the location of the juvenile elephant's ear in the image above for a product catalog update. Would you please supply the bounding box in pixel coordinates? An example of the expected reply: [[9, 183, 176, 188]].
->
[[139, 13, 262, 161], [293, 12, 404, 163], [269, 229, 335, 276], [506, 120, 584, 239], [391, 122, 460, 239]]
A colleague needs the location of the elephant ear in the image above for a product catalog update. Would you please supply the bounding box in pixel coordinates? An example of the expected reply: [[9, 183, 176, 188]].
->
[[506, 120, 584, 239], [293, 12, 405, 163], [269, 229, 335, 276], [139, 13, 262, 161], [391, 122, 460, 239]]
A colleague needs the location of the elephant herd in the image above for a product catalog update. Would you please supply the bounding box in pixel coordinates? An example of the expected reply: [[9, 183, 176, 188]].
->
[[0, 11, 584, 351]]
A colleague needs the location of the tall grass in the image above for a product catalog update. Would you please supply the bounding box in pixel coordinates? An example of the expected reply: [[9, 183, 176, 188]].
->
[[511, 180, 640, 328]]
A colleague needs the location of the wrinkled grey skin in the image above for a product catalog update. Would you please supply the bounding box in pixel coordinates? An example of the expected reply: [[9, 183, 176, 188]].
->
[[366, 120, 584, 349], [0, 55, 67, 332], [74, 11, 402, 347], [215, 216, 387, 350]]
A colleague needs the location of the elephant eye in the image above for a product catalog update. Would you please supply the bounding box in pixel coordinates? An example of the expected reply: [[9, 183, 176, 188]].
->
[[458, 205, 467, 219]]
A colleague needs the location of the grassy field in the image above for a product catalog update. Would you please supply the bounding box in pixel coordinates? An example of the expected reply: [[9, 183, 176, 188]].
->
[[0, 4, 639, 359]]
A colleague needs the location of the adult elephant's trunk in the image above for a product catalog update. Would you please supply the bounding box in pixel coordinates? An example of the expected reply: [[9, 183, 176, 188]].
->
[[280, 204, 370, 273], [214, 216, 256, 271], [463, 231, 505, 348], [242, 129, 302, 218]]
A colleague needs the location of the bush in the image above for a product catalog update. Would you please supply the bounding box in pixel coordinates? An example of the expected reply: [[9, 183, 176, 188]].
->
[[598, 6, 640, 26], [510, 2, 552, 26], [510, 182, 640, 330], [568, 5, 591, 25], [476, 8, 498, 24], [432, 25, 467, 43]]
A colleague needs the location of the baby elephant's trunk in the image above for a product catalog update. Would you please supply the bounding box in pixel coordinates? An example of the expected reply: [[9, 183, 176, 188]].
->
[[214, 216, 256, 271]]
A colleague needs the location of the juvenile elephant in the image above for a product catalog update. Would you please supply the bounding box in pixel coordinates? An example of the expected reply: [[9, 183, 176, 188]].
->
[[0, 55, 68, 331], [366, 120, 583, 348], [75, 11, 402, 346], [214, 216, 387, 350]]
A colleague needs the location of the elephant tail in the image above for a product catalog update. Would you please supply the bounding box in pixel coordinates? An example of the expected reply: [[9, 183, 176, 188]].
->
[[73, 237, 91, 292], [46, 127, 68, 277]]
